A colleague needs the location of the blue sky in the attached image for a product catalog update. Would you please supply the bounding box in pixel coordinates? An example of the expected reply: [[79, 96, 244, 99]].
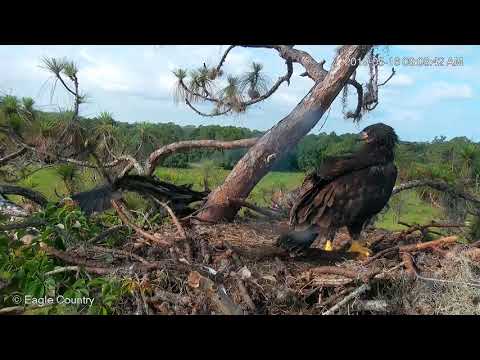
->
[[0, 45, 478, 142]]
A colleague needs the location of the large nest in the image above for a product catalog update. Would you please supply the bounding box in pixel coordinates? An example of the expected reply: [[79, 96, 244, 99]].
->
[[34, 216, 480, 315]]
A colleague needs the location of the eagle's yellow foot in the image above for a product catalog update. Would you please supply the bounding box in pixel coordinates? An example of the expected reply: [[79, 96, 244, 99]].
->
[[347, 241, 371, 257], [324, 240, 333, 251]]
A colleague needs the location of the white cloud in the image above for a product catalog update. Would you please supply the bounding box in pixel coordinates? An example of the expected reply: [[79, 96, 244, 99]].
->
[[388, 73, 414, 87], [406, 81, 473, 109]]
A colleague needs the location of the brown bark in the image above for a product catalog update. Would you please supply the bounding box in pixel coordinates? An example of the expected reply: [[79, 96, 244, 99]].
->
[[197, 45, 372, 223], [111, 200, 171, 246], [0, 147, 27, 166], [0, 184, 48, 207], [144, 138, 258, 176], [392, 179, 480, 207]]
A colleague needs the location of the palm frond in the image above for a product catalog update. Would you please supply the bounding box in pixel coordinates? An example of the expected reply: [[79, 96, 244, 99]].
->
[[62, 61, 78, 81], [239, 62, 269, 99], [41, 57, 67, 76], [1, 95, 20, 117], [219, 76, 245, 113]]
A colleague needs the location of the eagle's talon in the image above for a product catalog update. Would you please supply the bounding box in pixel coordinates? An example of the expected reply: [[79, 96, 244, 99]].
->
[[324, 240, 333, 251], [347, 241, 371, 257]]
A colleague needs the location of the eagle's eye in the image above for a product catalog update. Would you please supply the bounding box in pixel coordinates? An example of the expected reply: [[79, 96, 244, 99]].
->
[[359, 131, 369, 141]]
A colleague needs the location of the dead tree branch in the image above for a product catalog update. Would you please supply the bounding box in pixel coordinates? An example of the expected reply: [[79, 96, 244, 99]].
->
[[144, 138, 258, 176], [0, 184, 48, 207], [393, 179, 480, 207], [187, 271, 243, 315], [87, 225, 129, 244], [0, 147, 27, 166], [228, 198, 284, 220], [322, 283, 370, 315], [111, 200, 170, 247]]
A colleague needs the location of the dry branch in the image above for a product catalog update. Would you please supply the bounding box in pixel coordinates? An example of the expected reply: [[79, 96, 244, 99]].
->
[[322, 283, 370, 315], [111, 200, 170, 246], [156, 201, 187, 239], [398, 236, 458, 253], [0, 147, 27, 166], [400, 252, 416, 278], [236, 278, 256, 313], [144, 138, 258, 176], [87, 225, 128, 244], [0, 184, 48, 207], [91, 245, 150, 264], [148, 290, 190, 306], [44, 266, 80, 276], [393, 180, 480, 207], [187, 271, 243, 315], [228, 198, 284, 220]]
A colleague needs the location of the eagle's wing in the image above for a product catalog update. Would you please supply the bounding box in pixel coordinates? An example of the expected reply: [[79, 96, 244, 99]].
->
[[289, 153, 381, 227], [291, 161, 398, 229], [71, 175, 208, 216]]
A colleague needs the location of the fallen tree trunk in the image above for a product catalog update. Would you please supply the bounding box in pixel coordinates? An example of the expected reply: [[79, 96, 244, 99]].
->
[[0, 147, 27, 166], [0, 184, 48, 207], [197, 45, 372, 223]]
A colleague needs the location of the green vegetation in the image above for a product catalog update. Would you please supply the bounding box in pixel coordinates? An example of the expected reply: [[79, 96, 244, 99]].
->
[[0, 204, 131, 314], [3, 88, 480, 315]]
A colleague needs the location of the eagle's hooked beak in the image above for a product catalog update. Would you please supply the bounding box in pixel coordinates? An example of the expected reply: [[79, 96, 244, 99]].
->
[[357, 131, 369, 142]]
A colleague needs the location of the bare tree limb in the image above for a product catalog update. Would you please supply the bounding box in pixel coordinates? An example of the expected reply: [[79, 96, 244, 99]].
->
[[0, 218, 46, 231], [111, 200, 170, 246], [228, 198, 284, 220], [144, 138, 258, 176], [322, 283, 370, 315], [0, 184, 48, 207], [87, 225, 129, 244], [0, 147, 27, 166], [185, 98, 231, 117], [393, 179, 480, 207]]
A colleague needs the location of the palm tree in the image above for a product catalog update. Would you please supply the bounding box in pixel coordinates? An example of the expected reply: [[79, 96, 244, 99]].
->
[[219, 76, 245, 113], [240, 62, 269, 100], [56, 163, 79, 195], [459, 143, 478, 179]]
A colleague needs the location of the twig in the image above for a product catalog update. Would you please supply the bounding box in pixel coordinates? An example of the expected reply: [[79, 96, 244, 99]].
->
[[399, 236, 458, 253], [155, 199, 193, 262], [44, 266, 80, 276], [400, 252, 416, 278], [0, 218, 46, 231], [156, 201, 187, 239], [111, 200, 170, 247], [322, 283, 370, 315], [0, 147, 27, 166], [0, 184, 48, 207], [317, 286, 353, 309], [399, 221, 465, 236], [187, 271, 243, 315], [91, 245, 150, 264], [236, 278, 256, 313], [87, 225, 128, 244], [228, 198, 284, 220], [40, 243, 173, 275], [147, 290, 190, 306]]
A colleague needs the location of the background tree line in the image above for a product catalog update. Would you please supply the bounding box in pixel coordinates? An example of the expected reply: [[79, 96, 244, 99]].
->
[[3, 93, 480, 181]]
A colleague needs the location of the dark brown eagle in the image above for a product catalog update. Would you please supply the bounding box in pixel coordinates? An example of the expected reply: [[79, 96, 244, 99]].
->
[[276, 123, 399, 257]]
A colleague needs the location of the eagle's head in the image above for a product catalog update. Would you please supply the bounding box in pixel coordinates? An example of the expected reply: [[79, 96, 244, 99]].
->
[[359, 123, 398, 149]]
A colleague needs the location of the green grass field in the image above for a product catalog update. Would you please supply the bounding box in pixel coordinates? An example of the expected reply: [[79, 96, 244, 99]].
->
[[16, 165, 443, 231]]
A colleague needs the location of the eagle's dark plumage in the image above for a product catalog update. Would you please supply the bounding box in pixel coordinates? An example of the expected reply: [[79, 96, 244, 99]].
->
[[277, 123, 399, 254], [71, 175, 208, 216]]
